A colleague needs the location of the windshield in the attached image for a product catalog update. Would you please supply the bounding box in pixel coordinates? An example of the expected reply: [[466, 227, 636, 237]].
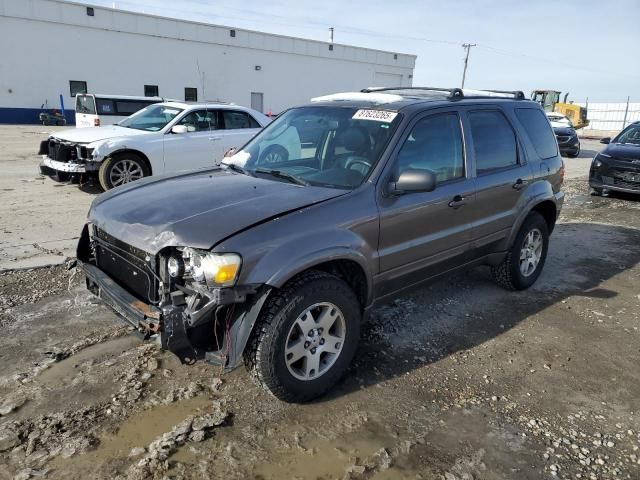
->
[[614, 125, 640, 145], [118, 105, 183, 131], [223, 106, 402, 189]]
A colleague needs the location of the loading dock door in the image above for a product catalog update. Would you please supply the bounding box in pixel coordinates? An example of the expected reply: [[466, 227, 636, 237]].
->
[[374, 72, 403, 87], [251, 92, 264, 113]]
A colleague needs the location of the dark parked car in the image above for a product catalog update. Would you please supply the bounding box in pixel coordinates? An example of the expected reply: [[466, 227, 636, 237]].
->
[[590, 121, 640, 196], [76, 87, 564, 402], [553, 126, 580, 157]]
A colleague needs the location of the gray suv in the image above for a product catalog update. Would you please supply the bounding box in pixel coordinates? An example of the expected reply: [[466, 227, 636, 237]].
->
[[76, 87, 564, 402]]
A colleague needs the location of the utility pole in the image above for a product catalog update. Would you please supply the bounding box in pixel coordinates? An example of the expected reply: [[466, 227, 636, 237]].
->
[[460, 43, 476, 89], [329, 27, 334, 44]]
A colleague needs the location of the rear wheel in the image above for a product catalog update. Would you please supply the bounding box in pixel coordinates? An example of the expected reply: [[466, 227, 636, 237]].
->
[[566, 144, 580, 158], [245, 270, 361, 402], [98, 153, 149, 190], [491, 212, 549, 290]]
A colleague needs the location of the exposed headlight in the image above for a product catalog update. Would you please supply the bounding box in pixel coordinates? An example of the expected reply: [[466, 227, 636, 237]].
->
[[181, 248, 241, 287], [593, 159, 603, 168], [167, 255, 185, 278]]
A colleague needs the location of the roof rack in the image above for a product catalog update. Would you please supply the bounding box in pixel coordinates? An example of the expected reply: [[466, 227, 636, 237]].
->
[[360, 86, 525, 100]]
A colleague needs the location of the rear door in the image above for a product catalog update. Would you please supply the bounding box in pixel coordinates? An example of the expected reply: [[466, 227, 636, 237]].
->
[[376, 110, 476, 297], [219, 110, 263, 160], [163, 109, 221, 173], [463, 108, 534, 256], [75, 94, 96, 128]]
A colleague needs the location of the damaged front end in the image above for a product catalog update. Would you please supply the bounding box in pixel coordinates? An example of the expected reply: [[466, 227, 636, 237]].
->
[[76, 224, 270, 369], [38, 137, 100, 175]]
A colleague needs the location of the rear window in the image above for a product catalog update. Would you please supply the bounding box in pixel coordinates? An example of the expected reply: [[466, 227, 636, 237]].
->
[[515, 108, 558, 159], [222, 110, 261, 129], [75, 95, 96, 114]]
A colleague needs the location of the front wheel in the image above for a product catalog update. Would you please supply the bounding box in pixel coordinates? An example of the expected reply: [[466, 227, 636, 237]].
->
[[98, 153, 149, 190], [491, 212, 549, 290], [245, 270, 361, 402]]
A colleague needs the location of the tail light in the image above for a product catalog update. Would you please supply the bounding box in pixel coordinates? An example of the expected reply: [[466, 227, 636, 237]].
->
[[94, 118, 100, 127]]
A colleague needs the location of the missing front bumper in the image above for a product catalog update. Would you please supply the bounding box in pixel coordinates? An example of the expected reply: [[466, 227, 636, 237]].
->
[[80, 260, 270, 370]]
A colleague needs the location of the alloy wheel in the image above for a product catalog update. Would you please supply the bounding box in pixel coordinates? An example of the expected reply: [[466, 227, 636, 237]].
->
[[519, 228, 543, 277], [110, 159, 144, 186], [284, 302, 346, 381]]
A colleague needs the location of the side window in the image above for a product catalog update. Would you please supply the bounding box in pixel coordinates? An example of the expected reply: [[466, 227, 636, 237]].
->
[[515, 108, 558, 159], [178, 110, 217, 132], [222, 110, 258, 129], [468, 110, 518, 174], [396, 113, 464, 184], [96, 98, 115, 115]]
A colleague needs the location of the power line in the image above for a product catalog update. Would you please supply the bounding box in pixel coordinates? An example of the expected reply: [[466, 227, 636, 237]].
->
[[461, 43, 476, 88]]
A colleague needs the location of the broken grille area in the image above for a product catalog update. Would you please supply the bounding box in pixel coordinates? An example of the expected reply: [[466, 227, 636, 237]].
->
[[93, 228, 160, 304]]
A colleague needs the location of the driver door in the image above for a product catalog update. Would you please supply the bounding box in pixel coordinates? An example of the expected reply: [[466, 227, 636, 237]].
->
[[376, 111, 477, 297], [163, 110, 222, 173]]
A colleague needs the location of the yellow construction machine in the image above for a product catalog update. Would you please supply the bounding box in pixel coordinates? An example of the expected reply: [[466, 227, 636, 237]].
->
[[531, 90, 589, 129]]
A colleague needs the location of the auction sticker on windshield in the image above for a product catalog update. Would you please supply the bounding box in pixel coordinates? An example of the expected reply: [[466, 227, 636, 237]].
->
[[352, 109, 398, 123]]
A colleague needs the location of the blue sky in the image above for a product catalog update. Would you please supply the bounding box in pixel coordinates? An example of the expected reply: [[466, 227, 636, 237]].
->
[[87, 0, 639, 102]]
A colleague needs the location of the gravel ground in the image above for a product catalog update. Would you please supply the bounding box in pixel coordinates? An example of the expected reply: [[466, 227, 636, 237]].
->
[[0, 129, 639, 480]]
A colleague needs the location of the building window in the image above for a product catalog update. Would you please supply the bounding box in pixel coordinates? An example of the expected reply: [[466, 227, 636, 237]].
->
[[328, 44, 334, 51], [86, 7, 94, 16], [185, 88, 197, 102], [69, 80, 87, 97], [230, 29, 236, 37], [144, 85, 159, 97]]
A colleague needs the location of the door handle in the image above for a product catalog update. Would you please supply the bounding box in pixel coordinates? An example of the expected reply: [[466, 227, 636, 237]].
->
[[448, 195, 466, 209], [512, 178, 529, 190]]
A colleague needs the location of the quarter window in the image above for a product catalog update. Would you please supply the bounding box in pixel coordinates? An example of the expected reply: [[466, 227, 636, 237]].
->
[[222, 110, 260, 129], [69, 80, 87, 97], [515, 108, 558, 159], [184, 87, 198, 102], [396, 113, 464, 184], [468, 110, 518, 174], [144, 85, 159, 97]]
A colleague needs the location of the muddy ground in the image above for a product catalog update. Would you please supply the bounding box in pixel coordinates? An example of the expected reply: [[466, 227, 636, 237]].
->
[[1, 135, 640, 479]]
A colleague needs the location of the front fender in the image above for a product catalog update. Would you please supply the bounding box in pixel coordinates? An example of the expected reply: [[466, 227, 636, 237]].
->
[[240, 229, 376, 306]]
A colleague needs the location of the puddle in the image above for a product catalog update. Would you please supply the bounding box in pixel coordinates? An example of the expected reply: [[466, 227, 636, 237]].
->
[[249, 422, 416, 480], [37, 335, 141, 385], [92, 395, 212, 458]]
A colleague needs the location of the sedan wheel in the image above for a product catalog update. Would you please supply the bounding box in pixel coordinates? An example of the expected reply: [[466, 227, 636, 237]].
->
[[109, 159, 145, 187]]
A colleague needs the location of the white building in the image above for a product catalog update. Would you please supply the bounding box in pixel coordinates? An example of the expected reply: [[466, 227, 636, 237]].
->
[[0, 0, 416, 124]]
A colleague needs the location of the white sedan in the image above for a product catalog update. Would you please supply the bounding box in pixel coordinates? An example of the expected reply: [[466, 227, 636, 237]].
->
[[38, 102, 270, 190]]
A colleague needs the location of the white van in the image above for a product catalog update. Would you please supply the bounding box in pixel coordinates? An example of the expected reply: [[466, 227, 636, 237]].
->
[[74, 94, 163, 128]]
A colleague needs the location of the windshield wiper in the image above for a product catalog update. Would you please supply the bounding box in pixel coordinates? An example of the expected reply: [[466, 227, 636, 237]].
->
[[224, 162, 255, 177], [254, 168, 308, 186]]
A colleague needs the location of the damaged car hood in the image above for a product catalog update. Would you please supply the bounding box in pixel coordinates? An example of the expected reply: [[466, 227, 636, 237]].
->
[[51, 125, 150, 143], [89, 169, 347, 253]]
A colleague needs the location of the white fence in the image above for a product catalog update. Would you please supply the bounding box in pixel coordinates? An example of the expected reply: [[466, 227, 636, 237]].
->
[[576, 101, 640, 132]]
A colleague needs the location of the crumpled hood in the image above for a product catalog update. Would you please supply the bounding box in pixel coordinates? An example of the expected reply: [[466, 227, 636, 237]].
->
[[51, 125, 150, 144], [89, 168, 346, 253], [603, 143, 640, 162]]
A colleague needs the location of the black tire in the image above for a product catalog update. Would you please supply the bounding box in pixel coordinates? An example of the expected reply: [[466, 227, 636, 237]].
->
[[259, 145, 288, 165], [566, 144, 580, 158], [491, 212, 549, 291], [591, 187, 603, 196], [244, 270, 361, 403], [98, 153, 149, 190]]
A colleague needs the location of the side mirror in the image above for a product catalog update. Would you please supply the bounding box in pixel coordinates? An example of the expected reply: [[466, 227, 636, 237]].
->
[[171, 125, 188, 134], [389, 168, 436, 195], [600, 137, 611, 144]]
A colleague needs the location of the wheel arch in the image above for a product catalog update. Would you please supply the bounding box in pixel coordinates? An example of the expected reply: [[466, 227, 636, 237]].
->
[[106, 149, 153, 175]]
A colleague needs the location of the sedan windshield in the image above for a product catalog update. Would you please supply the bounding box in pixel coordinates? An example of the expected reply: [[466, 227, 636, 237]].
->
[[614, 125, 640, 145], [223, 106, 402, 189], [118, 105, 183, 132]]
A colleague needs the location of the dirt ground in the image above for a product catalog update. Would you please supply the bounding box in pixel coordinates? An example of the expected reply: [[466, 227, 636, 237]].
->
[[0, 127, 639, 480]]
